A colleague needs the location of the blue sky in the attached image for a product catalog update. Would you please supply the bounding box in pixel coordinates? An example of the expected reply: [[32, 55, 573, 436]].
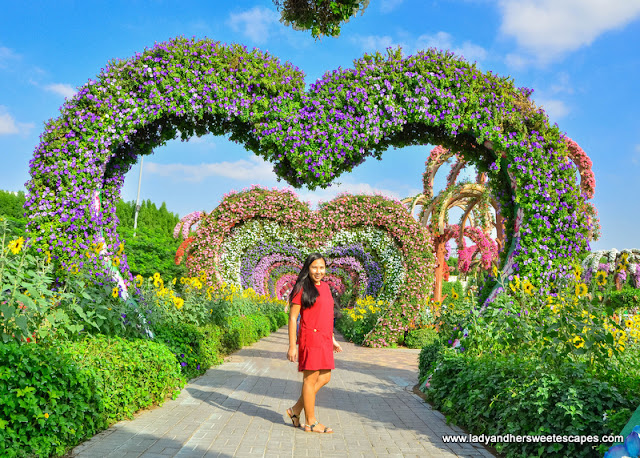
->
[[1, 0, 639, 251]]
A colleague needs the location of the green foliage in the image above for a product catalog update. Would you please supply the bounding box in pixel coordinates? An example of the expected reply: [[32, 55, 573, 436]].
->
[[116, 199, 179, 234], [404, 326, 439, 349], [418, 341, 444, 381], [115, 199, 184, 279], [0, 191, 27, 239], [0, 190, 26, 219], [62, 335, 183, 423], [119, 225, 185, 279], [0, 343, 105, 457], [153, 322, 225, 380], [335, 296, 384, 345], [273, 0, 369, 37], [608, 285, 640, 310], [426, 352, 631, 458]]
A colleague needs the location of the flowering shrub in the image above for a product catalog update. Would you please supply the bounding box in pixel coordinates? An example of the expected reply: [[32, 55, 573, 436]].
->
[[173, 211, 204, 240], [336, 296, 386, 344], [582, 249, 640, 289]]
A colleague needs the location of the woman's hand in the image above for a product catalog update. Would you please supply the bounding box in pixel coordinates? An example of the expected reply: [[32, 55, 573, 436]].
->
[[332, 337, 343, 353], [287, 345, 298, 362]]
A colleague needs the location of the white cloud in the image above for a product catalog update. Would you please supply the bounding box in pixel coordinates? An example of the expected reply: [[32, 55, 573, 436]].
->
[[352, 31, 487, 63], [187, 135, 217, 149], [227, 6, 280, 44], [298, 181, 404, 209], [535, 98, 570, 120], [0, 106, 34, 136], [351, 34, 407, 53], [380, 0, 404, 13], [416, 32, 488, 62], [44, 83, 76, 99], [632, 144, 640, 165], [144, 155, 278, 182], [0, 46, 19, 69], [498, 0, 640, 63]]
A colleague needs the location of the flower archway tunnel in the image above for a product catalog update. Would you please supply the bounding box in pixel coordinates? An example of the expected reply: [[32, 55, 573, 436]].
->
[[173, 186, 434, 346], [25, 36, 595, 308]]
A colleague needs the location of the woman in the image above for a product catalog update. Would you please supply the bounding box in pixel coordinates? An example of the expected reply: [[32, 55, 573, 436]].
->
[[285, 253, 342, 433]]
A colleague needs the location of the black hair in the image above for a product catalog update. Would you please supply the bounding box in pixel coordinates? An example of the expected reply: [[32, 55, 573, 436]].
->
[[289, 253, 326, 310]]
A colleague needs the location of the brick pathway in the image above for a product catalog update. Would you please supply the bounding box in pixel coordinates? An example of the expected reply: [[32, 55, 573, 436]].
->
[[71, 329, 494, 457]]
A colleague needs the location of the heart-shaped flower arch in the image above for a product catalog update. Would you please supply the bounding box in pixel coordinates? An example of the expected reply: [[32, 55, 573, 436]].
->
[[181, 186, 433, 346], [25, 36, 593, 302]]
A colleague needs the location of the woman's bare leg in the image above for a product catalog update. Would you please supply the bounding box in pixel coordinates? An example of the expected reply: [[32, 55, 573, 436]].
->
[[290, 369, 332, 425]]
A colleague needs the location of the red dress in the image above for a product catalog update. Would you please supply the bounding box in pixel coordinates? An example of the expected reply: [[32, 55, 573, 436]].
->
[[291, 282, 335, 372]]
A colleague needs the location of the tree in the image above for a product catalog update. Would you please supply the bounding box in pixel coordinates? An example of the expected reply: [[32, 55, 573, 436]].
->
[[273, 0, 369, 38]]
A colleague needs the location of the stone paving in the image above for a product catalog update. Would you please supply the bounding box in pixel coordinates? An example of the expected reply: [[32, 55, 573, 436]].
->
[[71, 329, 495, 457]]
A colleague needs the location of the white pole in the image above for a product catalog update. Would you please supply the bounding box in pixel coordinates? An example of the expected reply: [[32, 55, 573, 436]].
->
[[133, 156, 143, 237]]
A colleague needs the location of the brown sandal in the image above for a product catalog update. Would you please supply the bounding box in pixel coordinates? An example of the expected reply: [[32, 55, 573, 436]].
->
[[285, 408, 301, 428], [304, 420, 333, 433]]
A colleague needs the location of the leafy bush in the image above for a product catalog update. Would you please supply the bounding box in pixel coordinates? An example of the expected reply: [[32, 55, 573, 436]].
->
[[405, 326, 439, 349], [418, 341, 444, 381], [0, 343, 105, 457], [426, 351, 632, 457], [335, 296, 385, 344], [153, 322, 225, 380], [62, 335, 183, 423], [222, 315, 272, 351]]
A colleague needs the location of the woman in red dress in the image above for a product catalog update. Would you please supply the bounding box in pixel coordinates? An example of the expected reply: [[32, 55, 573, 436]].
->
[[285, 253, 342, 433]]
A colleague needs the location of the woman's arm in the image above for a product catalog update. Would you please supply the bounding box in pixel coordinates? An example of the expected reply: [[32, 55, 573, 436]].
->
[[287, 303, 301, 362]]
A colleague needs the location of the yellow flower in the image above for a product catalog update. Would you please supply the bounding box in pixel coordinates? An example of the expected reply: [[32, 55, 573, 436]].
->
[[45, 251, 51, 264], [573, 335, 585, 348], [112, 286, 119, 298], [135, 275, 144, 287], [117, 243, 124, 256], [523, 280, 534, 296], [113, 257, 121, 267], [153, 272, 161, 280], [44, 412, 49, 419], [172, 277, 177, 285], [70, 264, 79, 274], [173, 297, 184, 309], [573, 265, 582, 281], [595, 271, 607, 286], [575, 283, 588, 298], [7, 237, 25, 255], [451, 291, 459, 300], [193, 279, 203, 290], [492, 265, 498, 277]]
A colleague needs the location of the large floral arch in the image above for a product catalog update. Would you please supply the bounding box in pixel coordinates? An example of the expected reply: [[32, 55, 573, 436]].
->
[[25, 37, 594, 303]]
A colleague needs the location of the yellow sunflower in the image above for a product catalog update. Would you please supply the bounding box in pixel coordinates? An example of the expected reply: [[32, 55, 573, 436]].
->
[[492, 265, 498, 277], [113, 257, 121, 267], [573, 265, 582, 281], [7, 237, 25, 255], [451, 291, 459, 300], [112, 286, 119, 298], [523, 280, 534, 296], [575, 283, 588, 298], [135, 275, 144, 287], [572, 335, 585, 349], [595, 270, 607, 286]]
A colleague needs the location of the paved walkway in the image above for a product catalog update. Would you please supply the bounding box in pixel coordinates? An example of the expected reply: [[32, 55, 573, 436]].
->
[[71, 329, 495, 457]]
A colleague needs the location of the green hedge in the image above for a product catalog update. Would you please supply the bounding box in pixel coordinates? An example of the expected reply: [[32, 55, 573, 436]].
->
[[0, 311, 287, 456], [424, 351, 631, 457], [404, 326, 439, 349], [0, 343, 105, 457], [62, 335, 183, 424]]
